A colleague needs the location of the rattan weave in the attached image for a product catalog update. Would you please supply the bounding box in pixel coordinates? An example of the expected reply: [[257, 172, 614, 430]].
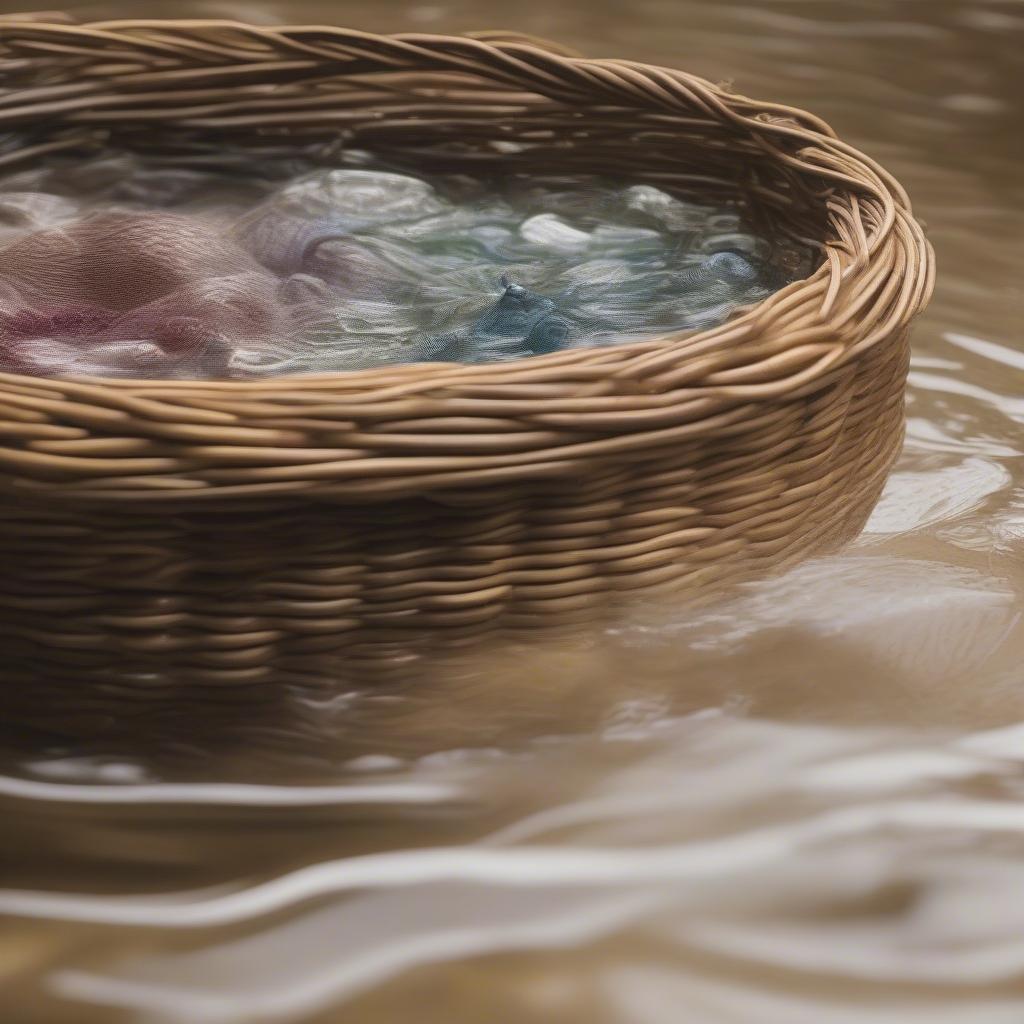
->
[[0, 19, 934, 687]]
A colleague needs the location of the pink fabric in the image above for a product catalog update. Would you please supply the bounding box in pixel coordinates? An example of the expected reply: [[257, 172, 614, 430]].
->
[[0, 212, 284, 378]]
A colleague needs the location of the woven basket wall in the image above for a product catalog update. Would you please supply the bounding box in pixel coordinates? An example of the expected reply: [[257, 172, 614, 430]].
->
[[0, 19, 934, 690]]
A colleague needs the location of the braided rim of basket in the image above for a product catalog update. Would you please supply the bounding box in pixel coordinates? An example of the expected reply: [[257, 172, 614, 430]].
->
[[0, 19, 935, 503]]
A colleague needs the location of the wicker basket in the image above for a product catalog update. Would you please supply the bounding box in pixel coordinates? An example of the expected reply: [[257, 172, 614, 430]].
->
[[0, 19, 933, 689]]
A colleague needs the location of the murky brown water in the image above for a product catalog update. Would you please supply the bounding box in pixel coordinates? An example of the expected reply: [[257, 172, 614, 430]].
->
[[1, 1, 1022, 1021]]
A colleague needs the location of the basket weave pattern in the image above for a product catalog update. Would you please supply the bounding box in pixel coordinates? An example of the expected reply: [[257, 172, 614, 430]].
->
[[0, 20, 934, 685]]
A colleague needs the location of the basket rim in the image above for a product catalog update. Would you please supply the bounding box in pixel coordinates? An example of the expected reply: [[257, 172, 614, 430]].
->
[[0, 18, 935, 503]]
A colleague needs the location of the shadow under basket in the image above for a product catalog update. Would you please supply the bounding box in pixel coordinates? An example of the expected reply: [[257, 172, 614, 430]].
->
[[0, 19, 934, 690]]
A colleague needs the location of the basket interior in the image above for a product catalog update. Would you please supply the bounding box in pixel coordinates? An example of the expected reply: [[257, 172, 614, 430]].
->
[[0, 31, 835, 269]]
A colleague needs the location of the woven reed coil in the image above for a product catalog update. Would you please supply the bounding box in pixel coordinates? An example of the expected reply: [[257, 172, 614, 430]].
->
[[0, 18, 934, 690]]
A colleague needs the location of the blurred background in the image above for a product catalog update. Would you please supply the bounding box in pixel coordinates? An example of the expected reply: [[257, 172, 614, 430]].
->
[[0, 2, 1022, 1022]]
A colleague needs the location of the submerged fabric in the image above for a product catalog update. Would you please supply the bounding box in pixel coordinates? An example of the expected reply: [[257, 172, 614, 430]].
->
[[0, 155, 811, 380], [0, 212, 283, 378]]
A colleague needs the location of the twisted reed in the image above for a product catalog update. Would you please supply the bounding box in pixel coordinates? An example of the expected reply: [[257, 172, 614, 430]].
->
[[0, 18, 934, 687]]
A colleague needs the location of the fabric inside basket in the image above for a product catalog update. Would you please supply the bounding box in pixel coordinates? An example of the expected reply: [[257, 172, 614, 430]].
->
[[0, 154, 814, 380]]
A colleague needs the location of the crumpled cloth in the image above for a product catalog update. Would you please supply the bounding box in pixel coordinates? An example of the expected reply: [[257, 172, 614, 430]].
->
[[0, 212, 284, 378], [0, 164, 802, 380]]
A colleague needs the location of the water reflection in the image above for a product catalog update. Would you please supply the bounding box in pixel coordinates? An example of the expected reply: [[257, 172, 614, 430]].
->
[[1, 0, 1022, 1022]]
